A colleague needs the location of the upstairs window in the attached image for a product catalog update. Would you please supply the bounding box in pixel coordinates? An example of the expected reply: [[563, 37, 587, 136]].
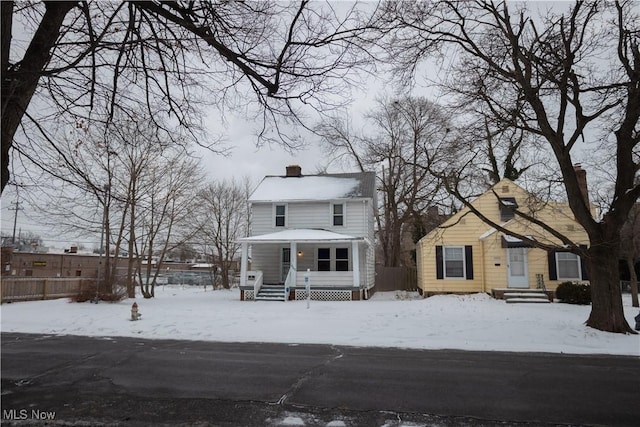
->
[[499, 197, 518, 221], [333, 203, 344, 226], [275, 204, 286, 227]]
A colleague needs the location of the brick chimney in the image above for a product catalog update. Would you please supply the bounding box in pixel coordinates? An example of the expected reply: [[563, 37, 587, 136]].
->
[[286, 165, 302, 177], [573, 164, 589, 207]]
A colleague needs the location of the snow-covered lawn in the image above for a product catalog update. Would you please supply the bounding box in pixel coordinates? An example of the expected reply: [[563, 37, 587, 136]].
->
[[1, 286, 639, 356]]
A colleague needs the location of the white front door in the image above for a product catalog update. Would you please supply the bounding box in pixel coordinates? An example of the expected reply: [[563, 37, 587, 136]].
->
[[280, 247, 291, 283], [507, 248, 528, 288]]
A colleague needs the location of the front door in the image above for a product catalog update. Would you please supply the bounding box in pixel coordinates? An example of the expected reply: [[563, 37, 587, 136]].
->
[[280, 248, 291, 283], [507, 248, 528, 288]]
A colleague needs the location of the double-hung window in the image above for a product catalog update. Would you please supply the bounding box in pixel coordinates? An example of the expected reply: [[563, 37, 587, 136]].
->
[[317, 247, 350, 271], [318, 248, 331, 271], [436, 245, 474, 280], [335, 248, 349, 271], [556, 252, 581, 280], [275, 204, 286, 227], [332, 203, 344, 226], [443, 246, 465, 278]]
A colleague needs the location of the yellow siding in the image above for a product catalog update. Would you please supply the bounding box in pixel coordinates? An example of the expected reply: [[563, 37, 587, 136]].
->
[[417, 178, 590, 294]]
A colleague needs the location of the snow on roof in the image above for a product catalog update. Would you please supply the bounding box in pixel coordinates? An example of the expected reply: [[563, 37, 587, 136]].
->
[[249, 173, 374, 202], [503, 234, 534, 243], [239, 228, 361, 243]]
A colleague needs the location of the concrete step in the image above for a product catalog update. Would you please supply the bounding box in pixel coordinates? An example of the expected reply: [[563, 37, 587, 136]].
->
[[503, 291, 550, 303], [505, 297, 550, 304], [256, 285, 286, 301]]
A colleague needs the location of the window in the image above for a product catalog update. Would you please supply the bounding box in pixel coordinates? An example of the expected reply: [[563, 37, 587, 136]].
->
[[335, 248, 349, 271], [444, 247, 465, 278], [556, 252, 581, 279], [75, 270, 82, 277], [333, 203, 344, 226], [275, 204, 286, 227], [318, 248, 331, 271], [436, 245, 473, 280], [499, 197, 518, 221]]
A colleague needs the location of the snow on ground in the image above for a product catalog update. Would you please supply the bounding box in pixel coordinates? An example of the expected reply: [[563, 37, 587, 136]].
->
[[1, 286, 639, 356]]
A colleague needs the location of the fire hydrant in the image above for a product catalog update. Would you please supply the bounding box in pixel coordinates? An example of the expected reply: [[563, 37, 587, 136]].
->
[[131, 302, 141, 321]]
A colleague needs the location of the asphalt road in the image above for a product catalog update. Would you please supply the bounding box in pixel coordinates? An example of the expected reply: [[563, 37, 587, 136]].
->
[[1, 333, 638, 426]]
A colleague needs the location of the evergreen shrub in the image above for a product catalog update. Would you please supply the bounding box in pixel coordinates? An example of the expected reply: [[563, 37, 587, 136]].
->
[[555, 281, 591, 305]]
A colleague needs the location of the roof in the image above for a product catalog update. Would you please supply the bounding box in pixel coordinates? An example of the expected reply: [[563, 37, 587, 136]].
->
[[249, 171, 376, 202], [239, 228, 362, 243]]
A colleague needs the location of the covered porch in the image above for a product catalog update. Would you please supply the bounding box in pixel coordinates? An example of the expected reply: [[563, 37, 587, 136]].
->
[[238, 229, 371, 301]]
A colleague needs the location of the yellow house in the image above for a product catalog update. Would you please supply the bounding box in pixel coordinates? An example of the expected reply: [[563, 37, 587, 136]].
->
[[416, 178, 591, 297]]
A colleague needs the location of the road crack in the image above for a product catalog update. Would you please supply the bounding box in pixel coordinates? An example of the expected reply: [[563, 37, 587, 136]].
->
[[275, 345, 344, 405]]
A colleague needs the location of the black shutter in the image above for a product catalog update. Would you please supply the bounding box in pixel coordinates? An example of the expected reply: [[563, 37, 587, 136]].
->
[[579, 245, 589, 280], [548, 250, 557, 280], [436, 246, 443, 280], [465, 246, 474, 280]]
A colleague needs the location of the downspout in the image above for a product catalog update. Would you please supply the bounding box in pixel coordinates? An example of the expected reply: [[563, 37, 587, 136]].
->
[[480, 239, 486, 294]]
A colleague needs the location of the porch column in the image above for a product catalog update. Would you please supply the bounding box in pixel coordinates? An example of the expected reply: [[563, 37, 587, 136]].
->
[[352, 240, 360, 288], [290, 241, 297, 283], [240, 242, 248, 287]]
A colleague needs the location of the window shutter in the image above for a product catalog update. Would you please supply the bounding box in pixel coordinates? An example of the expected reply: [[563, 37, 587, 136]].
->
[[548, 251, 557, 280], [436, 246, 443, 280], [579, 245, 589, 280], [465, 246, 474, 280]]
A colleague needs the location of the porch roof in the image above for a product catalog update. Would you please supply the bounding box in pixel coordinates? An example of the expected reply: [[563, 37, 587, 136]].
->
[[239, 228, 363, 243]]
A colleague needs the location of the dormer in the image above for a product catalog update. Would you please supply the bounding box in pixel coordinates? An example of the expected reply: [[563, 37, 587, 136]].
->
[[499, 197, 518, 222]]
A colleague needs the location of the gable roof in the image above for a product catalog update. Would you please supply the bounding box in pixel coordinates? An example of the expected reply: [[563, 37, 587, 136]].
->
[[249, 171, 376, 202]]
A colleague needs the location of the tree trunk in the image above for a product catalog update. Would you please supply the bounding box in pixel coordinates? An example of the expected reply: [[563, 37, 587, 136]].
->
[[586, 243, 635, 333], [1, 1, 76, 193], [627, 255, 639, 308]]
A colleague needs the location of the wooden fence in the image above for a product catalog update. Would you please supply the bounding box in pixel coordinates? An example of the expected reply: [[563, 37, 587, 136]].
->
[[0, 277, 93, 303], [375, 266, 418, 292]]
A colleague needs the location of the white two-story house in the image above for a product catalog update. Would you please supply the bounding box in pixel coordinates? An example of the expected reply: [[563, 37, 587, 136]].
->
[[239, 165, 376, 301]]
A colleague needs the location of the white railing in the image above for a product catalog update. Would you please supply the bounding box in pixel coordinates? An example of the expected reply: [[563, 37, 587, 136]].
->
[[284, 266, 296, 301], [247, 270, 263, 298]]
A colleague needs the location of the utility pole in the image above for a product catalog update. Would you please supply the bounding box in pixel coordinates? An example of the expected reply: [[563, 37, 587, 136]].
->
[[8, 201, 21, 245]]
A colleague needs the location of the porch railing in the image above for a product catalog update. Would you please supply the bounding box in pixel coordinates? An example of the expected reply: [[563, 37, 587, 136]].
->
[[294, 271, 353, 288], [247, 270, 263, 298], [284, 266, 296, 301]]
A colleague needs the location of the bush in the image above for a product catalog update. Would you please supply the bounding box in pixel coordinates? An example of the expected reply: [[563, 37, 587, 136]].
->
[[71, 282, 128, 303], [555, 281, 591, 305]]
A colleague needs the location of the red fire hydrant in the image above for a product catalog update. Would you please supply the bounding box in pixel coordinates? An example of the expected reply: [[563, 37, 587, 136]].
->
[[131, 302, 140, 321]]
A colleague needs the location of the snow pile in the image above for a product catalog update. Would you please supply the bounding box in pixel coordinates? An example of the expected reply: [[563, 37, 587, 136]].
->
[[1, 286, 638, 356]]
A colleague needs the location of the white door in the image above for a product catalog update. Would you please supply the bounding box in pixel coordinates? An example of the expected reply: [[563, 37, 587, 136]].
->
[[507, 248, 528, 288], [280, 248, 291, 283]]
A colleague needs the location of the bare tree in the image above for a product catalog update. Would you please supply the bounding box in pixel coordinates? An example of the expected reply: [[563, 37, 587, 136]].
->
[[380, 1, 640, 333], [318, 96, 452, 267], [197, 178, 250, 289], [2, 1, 378, 193], [134, 154, 204, 299]]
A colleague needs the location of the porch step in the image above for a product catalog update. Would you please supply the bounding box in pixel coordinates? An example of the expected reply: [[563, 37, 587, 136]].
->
[[255, 284, 286, 302], [503, 290, 550, 304]]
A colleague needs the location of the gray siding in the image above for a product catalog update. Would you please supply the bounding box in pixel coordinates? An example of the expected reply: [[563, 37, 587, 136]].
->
[[251, 200, 374, 239]]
